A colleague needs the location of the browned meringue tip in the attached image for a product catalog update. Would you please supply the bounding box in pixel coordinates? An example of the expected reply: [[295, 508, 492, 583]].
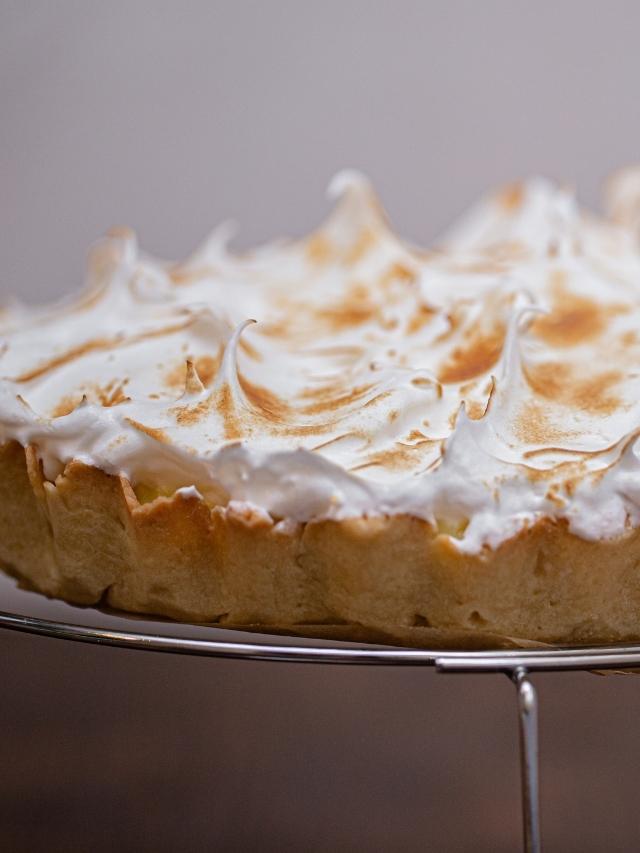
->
[[183, 359, 206, 395], [106, 225, 137, 242]]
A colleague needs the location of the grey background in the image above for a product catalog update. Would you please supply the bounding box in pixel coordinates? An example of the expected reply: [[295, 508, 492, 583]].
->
[[2, 2, 640, 851], [3, 0, 640, 302]]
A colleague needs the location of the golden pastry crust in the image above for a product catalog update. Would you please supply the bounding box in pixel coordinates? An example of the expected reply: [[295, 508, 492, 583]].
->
[[3, 438, 640, 649]]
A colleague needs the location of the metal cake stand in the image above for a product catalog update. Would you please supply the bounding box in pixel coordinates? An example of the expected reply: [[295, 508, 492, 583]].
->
[[4, 598, 640, 853]]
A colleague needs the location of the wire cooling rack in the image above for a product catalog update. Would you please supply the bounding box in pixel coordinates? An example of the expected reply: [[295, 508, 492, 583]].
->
[[4, 597, 640, 853]]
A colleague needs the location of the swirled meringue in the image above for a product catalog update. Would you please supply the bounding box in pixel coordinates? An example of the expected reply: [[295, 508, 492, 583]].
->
[[2, 168, 640, 553]]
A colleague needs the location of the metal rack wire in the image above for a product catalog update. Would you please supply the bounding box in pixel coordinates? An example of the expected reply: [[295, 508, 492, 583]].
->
[[4, 607, 640, 853]]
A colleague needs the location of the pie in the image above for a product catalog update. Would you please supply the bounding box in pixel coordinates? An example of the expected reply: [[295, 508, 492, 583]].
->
[[2, 168, 640, 647]]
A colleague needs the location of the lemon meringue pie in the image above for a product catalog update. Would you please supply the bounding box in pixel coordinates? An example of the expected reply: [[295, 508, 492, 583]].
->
[[3, 168, 640, 647]]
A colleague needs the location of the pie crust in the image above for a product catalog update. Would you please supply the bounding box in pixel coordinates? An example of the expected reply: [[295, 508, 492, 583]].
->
[[4, 439, 640, 648]]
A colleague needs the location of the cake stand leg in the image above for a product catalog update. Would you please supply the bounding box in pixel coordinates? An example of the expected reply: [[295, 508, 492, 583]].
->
[[511, 666, 541, 853]]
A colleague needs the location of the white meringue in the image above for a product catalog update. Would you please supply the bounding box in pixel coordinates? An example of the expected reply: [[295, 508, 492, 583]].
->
[[2, 169, 640, 553]]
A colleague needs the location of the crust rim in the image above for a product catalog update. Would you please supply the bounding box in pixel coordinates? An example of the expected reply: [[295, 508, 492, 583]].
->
[[2, 439, 640, 649]]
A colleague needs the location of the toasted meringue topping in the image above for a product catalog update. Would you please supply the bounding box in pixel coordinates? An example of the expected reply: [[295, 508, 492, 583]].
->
[[3, 169, 640, 551]]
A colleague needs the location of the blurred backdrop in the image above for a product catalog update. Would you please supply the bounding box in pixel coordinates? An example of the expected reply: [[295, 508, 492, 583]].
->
[[2, 2, 640, 850]]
